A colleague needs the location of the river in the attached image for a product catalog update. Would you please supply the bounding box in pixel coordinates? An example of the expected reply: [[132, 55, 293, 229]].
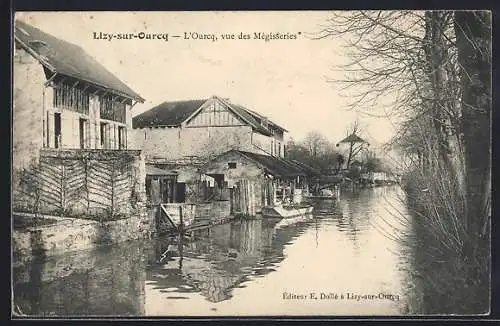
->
[[12, 185, 416, 317]]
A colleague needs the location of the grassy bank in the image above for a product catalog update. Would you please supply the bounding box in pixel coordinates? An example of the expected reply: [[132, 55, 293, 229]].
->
[[401, 167, 490, 314]]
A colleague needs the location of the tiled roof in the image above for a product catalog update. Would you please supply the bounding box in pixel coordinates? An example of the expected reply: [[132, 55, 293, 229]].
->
[[338, 133, 369, 144], [240, 106, 288, 132], [132, 100, 208, 128], [235, 150, 309, 178], [132, 96, 287, 136], [14, 20, 144, 102]]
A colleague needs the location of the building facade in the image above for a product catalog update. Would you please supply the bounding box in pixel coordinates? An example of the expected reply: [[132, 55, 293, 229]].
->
[[13, 20, 147, 220], [202, 150, 320, 216], [131, 96, 288, 162]]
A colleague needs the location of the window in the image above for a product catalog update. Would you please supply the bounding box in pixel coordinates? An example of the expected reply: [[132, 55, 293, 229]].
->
[[79, 118, 89, 149], [100, 122, 109, 149], [118, 126, 127, 149], [228, 162, 237, 169], [278, 142, 281, 157]]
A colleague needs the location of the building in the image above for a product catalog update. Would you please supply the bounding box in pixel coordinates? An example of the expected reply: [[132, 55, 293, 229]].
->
[[13, 20, 147, 220], [202, 150, 321, 216], [336, 133, 370, 170], [131, 95, 288, 162]]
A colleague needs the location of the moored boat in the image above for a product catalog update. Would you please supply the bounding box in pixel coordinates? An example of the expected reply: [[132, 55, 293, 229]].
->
[[303, 195, 337, 200], [271, 214, 314, 230], [261, 204, 314, 218]]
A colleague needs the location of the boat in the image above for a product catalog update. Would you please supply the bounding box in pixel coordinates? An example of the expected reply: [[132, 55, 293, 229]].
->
[[261, 204, 314, 218], [303, 194, 337, 200], [272, 214, 314, 229], [303, 187, 340, 201]]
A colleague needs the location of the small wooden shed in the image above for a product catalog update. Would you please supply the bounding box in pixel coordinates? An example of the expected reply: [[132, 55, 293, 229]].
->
[[145, 165, 179, 205]]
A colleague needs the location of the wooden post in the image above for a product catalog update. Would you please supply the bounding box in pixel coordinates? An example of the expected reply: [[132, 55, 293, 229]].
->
[[243, 180, 247, 216], [178, 205, 184, 234], [250, 181, 255, 217], [245, 180, 249, 216]]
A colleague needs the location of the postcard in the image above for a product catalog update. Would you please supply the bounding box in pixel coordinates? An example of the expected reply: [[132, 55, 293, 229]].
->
[[11, 10, 491, 318]]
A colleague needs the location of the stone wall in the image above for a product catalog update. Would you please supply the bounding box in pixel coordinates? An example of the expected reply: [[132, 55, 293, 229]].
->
[[13, 46, 46, 170], [130, 124, 288, 161], [203, 150, 264, 187], [12, 211, 154, 259], [130, 125, 255, 161]]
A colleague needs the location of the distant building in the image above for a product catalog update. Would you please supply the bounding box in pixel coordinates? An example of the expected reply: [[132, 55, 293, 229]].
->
[[13, 20, 147, 219], [336, 133, 370, 169], [131, 96, 288, 162]]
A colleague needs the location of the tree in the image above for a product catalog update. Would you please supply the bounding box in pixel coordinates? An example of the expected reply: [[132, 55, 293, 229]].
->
[[364, 155, 384, 172], [286, 132, 341, 174], [335, 153, 345, 174], [303, 131, 329, 157], [337, 120, 369, 169], [316, 10, 491, 313], [454, 10, 491, 273]]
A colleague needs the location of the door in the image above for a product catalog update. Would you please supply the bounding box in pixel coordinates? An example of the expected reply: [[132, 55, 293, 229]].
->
[[118, 126, 126, 149], [159, 179, 174, 203], [100, 122, 108, 149], [176, 183, 186, 203], [54, 112, 61, 148]]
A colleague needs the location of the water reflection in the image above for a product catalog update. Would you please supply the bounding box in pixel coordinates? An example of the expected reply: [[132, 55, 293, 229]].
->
[[13, 242, 147, 316], [145, 217, 314, 304], [13, 186, 414, 316]]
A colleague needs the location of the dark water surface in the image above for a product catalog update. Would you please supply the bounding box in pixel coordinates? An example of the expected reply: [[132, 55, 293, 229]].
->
[[13, 186, 415, 316]]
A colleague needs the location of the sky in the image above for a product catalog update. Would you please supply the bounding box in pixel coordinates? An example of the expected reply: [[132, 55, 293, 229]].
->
[[15, 11, 398, 146]]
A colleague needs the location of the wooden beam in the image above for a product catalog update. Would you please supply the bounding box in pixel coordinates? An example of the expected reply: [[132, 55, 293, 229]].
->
[[71, 80, 79, 88], [81, 84, 90, 92], [43, 72, 57, 87]]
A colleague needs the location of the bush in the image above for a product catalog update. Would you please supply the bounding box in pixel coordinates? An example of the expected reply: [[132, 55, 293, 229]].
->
[[402, 165, 489, 314]]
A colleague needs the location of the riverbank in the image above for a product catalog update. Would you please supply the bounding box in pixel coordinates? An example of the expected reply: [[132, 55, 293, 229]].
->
[[401, 170, 489, 315], [12, 211, 155, 262]]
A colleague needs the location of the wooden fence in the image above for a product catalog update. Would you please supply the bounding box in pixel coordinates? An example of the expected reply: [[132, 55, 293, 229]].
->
[[231, 179, 273, 217], [13, 149, 144, 220]]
